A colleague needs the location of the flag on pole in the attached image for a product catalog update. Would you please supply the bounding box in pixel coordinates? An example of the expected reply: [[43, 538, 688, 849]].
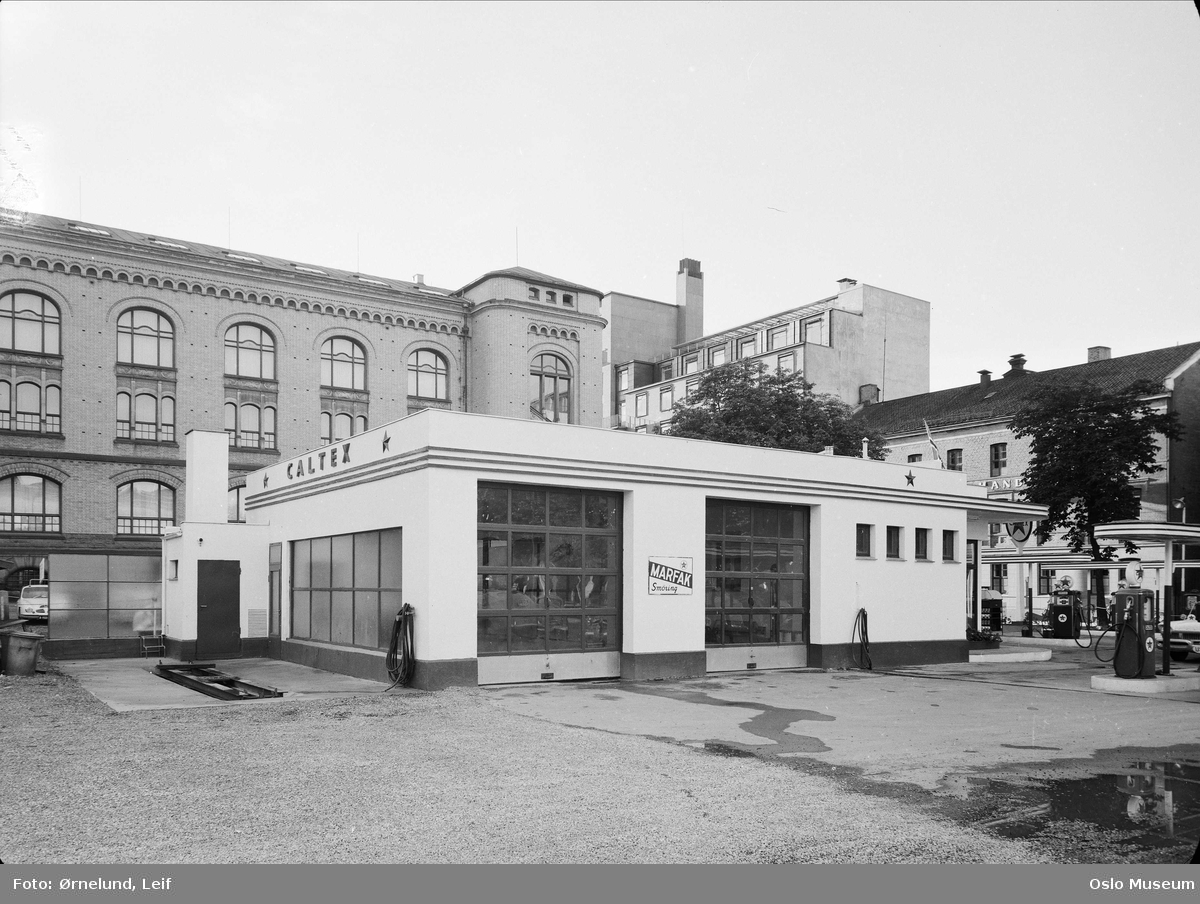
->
[[923, 420, 945, 468]]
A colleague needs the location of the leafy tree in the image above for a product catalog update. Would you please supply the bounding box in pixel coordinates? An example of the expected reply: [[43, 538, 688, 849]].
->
[[1010, 379, 1183, 560], [666, 359, 888, 458]]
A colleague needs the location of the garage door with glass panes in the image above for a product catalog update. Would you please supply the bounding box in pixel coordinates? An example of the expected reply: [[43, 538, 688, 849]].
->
[[477, 484, 621, 657], [705, 499, 809, 647]]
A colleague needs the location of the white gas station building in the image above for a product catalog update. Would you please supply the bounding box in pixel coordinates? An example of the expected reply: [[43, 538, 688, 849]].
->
[[162, 413, 1046, 689]]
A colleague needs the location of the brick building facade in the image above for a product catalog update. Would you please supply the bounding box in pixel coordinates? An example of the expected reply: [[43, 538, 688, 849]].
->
[[0, 209, 602, 639]]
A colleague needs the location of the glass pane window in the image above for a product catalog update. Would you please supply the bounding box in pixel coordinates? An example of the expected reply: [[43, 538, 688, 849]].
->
[[530, 354, 571, 423], [134, 393, 157, 440], [990, 443, 1007, 477], [706, 499, 809, 647], [407, 350, 449, 400], [477, 483, 621, 655], [239, 404, 260, 448], [116, 481, 175, 535], [0, 474, 62, 532], [117, 308, 174, 367], [0, 291, 61, 354], [15, 382, 40, 431], [224, 324, 275, 379], [856, 524, 872, 558], [290, 528, 401, 650], [227, 486, 245, 522], [886, 526, 902, 559], [0, 381, 61, 433], [942, 530, 957, 561], [321, 337, 366, 389]]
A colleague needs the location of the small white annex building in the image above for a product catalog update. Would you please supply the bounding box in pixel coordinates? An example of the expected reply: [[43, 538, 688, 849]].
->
[[162, 413, 1044, 689]]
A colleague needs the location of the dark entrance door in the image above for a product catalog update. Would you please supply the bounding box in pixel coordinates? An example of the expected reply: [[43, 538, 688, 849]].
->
[[197, 559, 241, 658]]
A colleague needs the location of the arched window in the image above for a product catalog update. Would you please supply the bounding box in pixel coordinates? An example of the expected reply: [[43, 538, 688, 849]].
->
[[224, 324, 276, 379], [226, 402, 276, 450], [134, 393, 158, 441], [320, 337, 366, 389], [45, 386, 61, 433], [116, 481, 176, 535], [118, 391, 173, 442], [15, 382, 40, 431], [0, 291, 60, 354], [407, 350, 449, 400], [0, 474, 61, 532], [530, 354, 571, 423], [1, 382, 60, 434], [117, 308, 174, 367]]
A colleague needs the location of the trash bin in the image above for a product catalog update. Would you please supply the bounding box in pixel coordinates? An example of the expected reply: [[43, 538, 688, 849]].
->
[[0, 630, 44, 676]]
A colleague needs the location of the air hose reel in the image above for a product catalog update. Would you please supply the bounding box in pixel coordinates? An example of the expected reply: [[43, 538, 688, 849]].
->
[[386, 603, 415, 689]]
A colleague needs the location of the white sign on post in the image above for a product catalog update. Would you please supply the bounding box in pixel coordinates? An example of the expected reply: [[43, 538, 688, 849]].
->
[[648, 557, 694, 595]]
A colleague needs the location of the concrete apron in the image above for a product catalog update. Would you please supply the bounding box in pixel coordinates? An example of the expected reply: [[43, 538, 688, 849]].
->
[[483, 653, 1200, 791], [53, 658, 393, 713]]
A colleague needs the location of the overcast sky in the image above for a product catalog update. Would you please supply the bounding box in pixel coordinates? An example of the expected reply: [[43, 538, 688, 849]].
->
[[2, 1, 1197, 391]]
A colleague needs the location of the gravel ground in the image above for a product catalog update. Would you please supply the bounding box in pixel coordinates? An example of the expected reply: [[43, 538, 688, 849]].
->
[[0, 665, 1058, 864]]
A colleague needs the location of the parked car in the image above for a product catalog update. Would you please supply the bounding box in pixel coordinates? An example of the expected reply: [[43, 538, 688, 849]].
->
[[1156, 615, 1200, 662], [16, 583, 48, 622]]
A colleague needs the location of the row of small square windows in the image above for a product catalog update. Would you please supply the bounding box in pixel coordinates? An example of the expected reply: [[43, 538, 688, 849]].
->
[[906, 444, 1008, 475], [856, 524, 959, 562], [527, 287, 575, 306]]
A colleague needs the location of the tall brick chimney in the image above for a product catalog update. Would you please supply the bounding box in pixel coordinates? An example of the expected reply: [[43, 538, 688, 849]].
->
[[676, 258, 704, 345]]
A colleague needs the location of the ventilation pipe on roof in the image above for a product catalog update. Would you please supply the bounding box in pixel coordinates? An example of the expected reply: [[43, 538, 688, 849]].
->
[[1003, 354, 1027, 378]]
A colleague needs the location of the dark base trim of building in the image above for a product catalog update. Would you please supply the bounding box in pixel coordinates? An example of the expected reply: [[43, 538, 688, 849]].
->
[[621, 650, 707, 681], [278, 639, 478, 691], [808, 640, 968, 670]]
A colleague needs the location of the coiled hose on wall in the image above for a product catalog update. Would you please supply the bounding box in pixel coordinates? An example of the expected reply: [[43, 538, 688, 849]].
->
[[386, 604, 415, 689], [851, 607, 872, 671]]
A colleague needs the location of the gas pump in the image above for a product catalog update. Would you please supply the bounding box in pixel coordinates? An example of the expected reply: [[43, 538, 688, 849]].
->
[[1049, 582, 1083, 639], [1112, 574, 1156, 680]]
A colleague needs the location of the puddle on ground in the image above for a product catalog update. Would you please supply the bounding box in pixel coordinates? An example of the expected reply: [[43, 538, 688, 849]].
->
[[620, 682, 836, 754], [966, 759, 1200, 853]]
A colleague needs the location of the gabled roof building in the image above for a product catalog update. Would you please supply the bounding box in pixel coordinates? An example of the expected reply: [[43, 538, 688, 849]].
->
[[859, 343, 1200, 627]]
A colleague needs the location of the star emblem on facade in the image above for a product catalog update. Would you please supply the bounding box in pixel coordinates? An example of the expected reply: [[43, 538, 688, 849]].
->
[[905, 471, 916, 486], [382, 433, 391, 452]]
